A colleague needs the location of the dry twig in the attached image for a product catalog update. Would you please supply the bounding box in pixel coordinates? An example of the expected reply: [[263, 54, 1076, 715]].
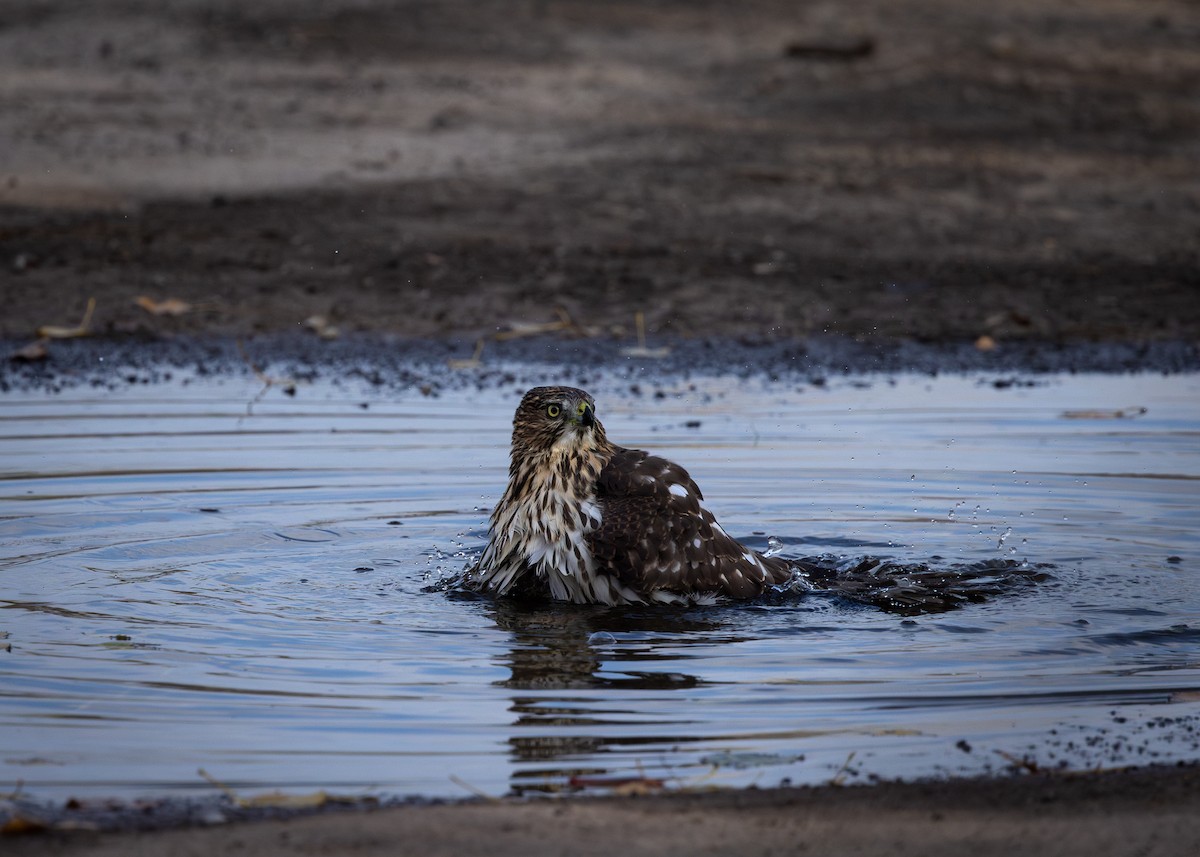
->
[[37, 297, 96, 339], [619, 311, 671, 359], [449, 307, 595, 368]]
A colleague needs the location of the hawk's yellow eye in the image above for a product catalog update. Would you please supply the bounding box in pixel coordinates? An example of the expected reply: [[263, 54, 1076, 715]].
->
[[546, 404, 561, 418]]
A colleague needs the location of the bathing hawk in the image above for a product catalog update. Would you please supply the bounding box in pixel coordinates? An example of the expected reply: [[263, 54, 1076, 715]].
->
[[471, 386, 792, 605]]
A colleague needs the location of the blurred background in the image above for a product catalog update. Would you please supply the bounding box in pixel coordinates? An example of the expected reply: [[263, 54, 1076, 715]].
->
[[1, 0, 1197, 344]]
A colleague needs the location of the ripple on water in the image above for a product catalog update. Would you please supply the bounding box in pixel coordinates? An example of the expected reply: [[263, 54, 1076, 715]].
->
[[0, 372, 1198, 799]]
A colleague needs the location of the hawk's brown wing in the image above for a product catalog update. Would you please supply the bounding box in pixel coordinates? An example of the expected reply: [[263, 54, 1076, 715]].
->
[[587, 448, 791, 599]]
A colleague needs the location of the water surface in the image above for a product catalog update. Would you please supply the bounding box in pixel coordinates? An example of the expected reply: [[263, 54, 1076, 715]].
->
[[1, 371, 1198, 799]]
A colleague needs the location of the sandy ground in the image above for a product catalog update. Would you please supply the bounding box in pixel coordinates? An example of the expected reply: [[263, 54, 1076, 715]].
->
[[2, 1, 1199, 853], [1, 0, 1198, 345], [7, 766, 1200, 856]]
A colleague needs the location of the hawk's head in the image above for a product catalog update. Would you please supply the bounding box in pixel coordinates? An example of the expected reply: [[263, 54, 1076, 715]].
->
[[511, 386, 604, 456]]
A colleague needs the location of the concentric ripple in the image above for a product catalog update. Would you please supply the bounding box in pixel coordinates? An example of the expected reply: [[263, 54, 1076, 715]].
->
[[1, 371, 1197, 799]]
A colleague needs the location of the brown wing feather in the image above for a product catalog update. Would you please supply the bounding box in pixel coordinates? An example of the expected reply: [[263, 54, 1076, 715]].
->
[[588, 448, 790, 599]]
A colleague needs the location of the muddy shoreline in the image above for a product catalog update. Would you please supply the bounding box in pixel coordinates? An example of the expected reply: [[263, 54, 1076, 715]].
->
[[6, 765, 1200, 856], [4, 333, 1198, 396]]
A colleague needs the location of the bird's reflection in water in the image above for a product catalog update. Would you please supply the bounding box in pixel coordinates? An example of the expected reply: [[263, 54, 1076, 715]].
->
[[485, 599, 738, 794], [474, 557, 1049, 793], [488, 599, 735, 690]]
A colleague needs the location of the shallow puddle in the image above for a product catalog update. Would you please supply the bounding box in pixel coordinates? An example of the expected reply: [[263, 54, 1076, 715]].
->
[[1, 369, 1198, 800]]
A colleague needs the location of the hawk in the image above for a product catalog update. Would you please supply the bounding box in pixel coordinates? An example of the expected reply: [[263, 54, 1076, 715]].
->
[[470, 386, 792, 605]]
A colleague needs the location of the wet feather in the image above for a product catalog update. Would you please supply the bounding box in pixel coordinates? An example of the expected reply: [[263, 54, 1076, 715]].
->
[[471, 386, 790, 605]]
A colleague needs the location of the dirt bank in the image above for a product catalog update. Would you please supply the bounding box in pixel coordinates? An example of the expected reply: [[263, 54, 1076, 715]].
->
[[2, 0, 1198, 345]]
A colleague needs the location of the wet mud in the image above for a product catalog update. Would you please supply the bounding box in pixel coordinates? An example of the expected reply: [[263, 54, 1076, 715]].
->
[[3, 333, 1198, 396]]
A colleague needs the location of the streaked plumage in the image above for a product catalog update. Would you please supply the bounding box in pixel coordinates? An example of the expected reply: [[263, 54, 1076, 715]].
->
[[471, 386, 791, 605]]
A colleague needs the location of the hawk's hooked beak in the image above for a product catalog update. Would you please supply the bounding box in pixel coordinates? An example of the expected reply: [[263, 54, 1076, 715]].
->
[[576, 401, 595, 428]]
